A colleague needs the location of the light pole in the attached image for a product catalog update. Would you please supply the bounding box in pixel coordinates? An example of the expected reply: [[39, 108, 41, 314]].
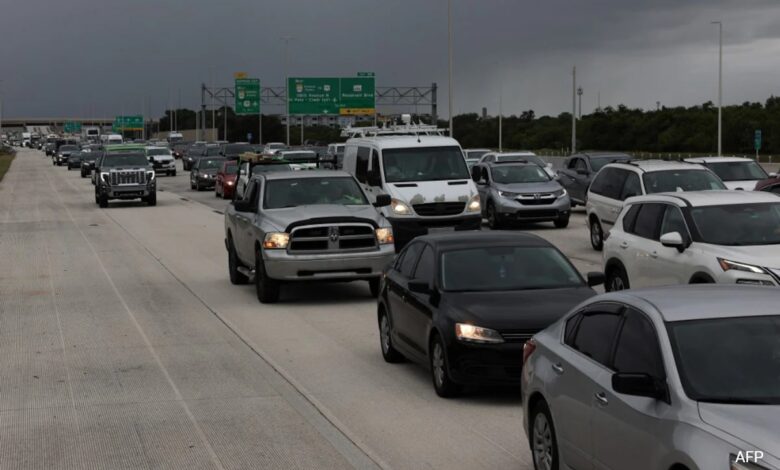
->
[[571, 66, 577, 154], [498, 83, 502, 153], [0, 80, 4, 142], [447, 0, 454, 137], [282, 36, 294, 146], [712, 21, 723, 156], [577, 86, 583, 119]]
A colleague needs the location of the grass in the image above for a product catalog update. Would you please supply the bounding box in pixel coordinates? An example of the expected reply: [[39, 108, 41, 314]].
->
[[0, 151, 15, 184]]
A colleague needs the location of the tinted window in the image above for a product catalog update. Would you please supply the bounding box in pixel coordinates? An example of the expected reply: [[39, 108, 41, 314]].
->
[[690, 203, 780, 246], [613, 309, 664, 377], [572, 312, 621, 366], [660, 206, 688, 238], [589, 170, 609, 195], [622, 204, 641, 232], [632, 203, 665, 240], [620, 172, 642, 200], [413, 246, 436, 284], [102, 153, 148, 167], [491, 165, 549, 184], [706, 161, 768, 182], [355, 147, 370, 183], [591, 168, 628, 199], [564, 314, 582, 346], [643, 170, 726, 193], [575, 159, 588, 171], [399, 243, 423, 278]]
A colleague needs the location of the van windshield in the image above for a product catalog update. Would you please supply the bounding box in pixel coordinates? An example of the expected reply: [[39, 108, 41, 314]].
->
[[382, 146, 470, 183]]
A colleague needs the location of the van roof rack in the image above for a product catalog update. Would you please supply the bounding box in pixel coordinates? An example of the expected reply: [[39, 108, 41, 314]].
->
[[341, 114, 449, 138]]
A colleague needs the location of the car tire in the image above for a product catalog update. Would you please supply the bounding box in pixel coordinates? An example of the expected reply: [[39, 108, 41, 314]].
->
[[487, 201, 503, 230], [147, 192, 157, 206], [368, 278, 380, 297], [605, 264, 630, 292], [530, 400, 559, 470], [227, 237, 249, 285], [98, 194, 108, 208], [589, 217, 604, 251], [255, 248, 280, 304], [171, 170, 176, 177], [429, 334, 461, 398], [190, 181, 196, 190], [379, 308, 404, 363], [554, 214, 570, 229]]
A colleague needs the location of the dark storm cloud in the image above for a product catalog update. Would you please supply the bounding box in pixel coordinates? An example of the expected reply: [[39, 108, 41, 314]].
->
[[1, 0, 779, 119]]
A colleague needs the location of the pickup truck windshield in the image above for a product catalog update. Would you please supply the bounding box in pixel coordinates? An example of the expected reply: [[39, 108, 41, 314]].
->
[[265, 177, 368, 208], [102, 153, 148, 167], [383, 146, 470, 183]]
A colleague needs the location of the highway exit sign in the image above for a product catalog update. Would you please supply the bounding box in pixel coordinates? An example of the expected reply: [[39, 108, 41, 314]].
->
[[235, 78, 260, 115], [288, 75, 375, 115], [755, 129, 762, 151]]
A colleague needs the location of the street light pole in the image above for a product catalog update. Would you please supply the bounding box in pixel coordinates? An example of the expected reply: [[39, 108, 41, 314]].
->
[[282, 36, 294, 147], [447, 0, 454, 137], [498, 80, 502, 153], [577, 86, 583, 119], [571, 66, 577, 154], [712, 21, 723, 156]]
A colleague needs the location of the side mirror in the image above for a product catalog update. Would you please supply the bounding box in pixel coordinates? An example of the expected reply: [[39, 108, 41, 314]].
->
[[408, 279, 432, 295], [660, 232, 685, 252], [374, 194, 392, 208], [612, 373, 669, 403], [232, 200, 254, 213], [367, 170, 382, 187], [587, 272, 605, 287], [770, 172, 777, 178], [576, 169, 589, 176]]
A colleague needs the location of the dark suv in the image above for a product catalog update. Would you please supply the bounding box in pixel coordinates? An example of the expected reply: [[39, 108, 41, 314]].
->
[[94, 152, 157, 207], [557, 152, 632, 205]]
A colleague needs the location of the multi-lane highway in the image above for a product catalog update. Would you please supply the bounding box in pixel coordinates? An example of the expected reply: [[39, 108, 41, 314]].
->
[[0, 149, 605, 469]]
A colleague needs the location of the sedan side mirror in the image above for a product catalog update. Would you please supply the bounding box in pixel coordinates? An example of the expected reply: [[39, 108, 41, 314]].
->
[[408, 279, 432, 295], [612, 373, 669, 403], [587, 272, 605, 287], [374, 194, 392, 208], [660, 232, 685, 252]]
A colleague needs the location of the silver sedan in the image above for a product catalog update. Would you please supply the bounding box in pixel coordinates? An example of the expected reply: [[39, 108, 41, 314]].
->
[[521, 285, 780, 470]]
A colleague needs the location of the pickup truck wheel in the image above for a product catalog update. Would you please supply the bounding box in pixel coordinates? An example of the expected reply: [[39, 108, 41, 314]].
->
[[98, 194, 109, 208], [228, 239, 248, 285], [255, 249, 280, 303], [147, 192, 157, 206], [368, 278, 380, 297]]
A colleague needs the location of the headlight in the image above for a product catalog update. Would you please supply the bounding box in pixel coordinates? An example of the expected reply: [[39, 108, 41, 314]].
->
[[100, 172, 110, 183], [263, 232, 290, 249], [730, 453, 769, 470], [466, 195, 481, 213], [147, 171, 155, 181], [390, 198, 412, 216], [455, 323, 504, 344], [375, 227, 394, 245], [554, 188, 568, 198], [498, 190, 519, 199], [226, 181, 234, 186], [718, 258, 766, 274]]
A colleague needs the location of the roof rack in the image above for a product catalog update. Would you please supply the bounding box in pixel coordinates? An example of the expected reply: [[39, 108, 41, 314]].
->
[[341, 114, 449, 138]]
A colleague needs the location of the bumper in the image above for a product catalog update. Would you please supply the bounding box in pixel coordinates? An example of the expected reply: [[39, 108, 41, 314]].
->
[[100, 183, 155, 199], [221, 182, 236, 197], [495, 196, 571, 222], [388, 214, 482, 247], [153, 164, 176, 173], [446, 337, 526, 385], [197, 178, 216, 188], [263, 245, 395, 281]]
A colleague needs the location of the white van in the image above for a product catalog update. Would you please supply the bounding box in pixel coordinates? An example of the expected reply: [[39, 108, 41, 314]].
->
[[105, 134, 123, 145], [342, 125, 481, 248]]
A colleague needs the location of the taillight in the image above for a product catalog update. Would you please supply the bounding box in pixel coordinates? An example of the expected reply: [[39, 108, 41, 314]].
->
[[522, 339, 537, 366]]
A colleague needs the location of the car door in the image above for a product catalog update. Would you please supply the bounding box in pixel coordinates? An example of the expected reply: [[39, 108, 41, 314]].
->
[[385, 242, 425, 359], [550, 304, 623, 470], [474, 166, 491, 210], [564, 157, 590, 202], [600, 169, 630, 227], [620, 203, 666, 288], [591, 308, 670, 470], [651, 204, 696, 286], [406, 244, 437, 353], [234, 180, 260, 264]]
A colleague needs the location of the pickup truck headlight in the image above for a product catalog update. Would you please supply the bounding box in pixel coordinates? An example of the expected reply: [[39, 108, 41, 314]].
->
[[466, 195, 481, 213], [263, 232, 290, 249], [390, 198, 412, 216], [147, 171, 155, 181], [455, 323, 504, 344], [100, 172, 110, 184], [375, 227, 394, 245], [718, 258, 766, 274]]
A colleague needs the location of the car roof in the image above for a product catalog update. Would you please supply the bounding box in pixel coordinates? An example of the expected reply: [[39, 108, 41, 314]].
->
[[494, 151, 536, 156], [607, 160, 707, 173], [413, 231, 553, 250], [105, 144, 146, 152], [257, 170, 353, 181], [346, 135, 459, 149], [594, 285, 780, 322], [574, 151, 632, 159], [685, 156, 755, 163], [626, 189, 780, 207], [484, 161, 536, 168]]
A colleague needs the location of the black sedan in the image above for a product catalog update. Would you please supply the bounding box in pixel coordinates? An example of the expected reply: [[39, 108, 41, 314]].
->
[[66, 151, 83, 170], [81, 151, 103, 178], [378, 231, 603, 397], [190, 157, 225, 190]]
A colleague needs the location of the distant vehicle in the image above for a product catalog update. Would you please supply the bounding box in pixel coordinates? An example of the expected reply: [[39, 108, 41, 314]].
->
[[80, 150, 103, 178], [463, 148, 490, 161], [22, 132, 32, 147], [235, 154, 294, 199], [471, 161, 571, 229], [320, 143, 345, 169], [379, 231, 602, 397], [171, 141, 192, 159], [219, 142, 254, 160], [83, 126, 100, 141], [94, 151, 156, 207], [263, 142, 288, 154], [522, 285, 780, 470], [167, 132, 184, 146], [101, 134, 123, 145], [190, 157, 225, 191], [558, 151, 633, 205], [277, 150, 318, 170], [54, 144, 79, 166], [145, 146, 176, 176], [342, 123, 481, 249], [183, 144, 220, 171], [586, 160, 726, 250], [478, 151, 556, 178], [685, 156, 771, 190], [66, 151, 83, 170], [604, 190, 780, 290], [215, 160, 239, 200], [224, 171, 395, 303]]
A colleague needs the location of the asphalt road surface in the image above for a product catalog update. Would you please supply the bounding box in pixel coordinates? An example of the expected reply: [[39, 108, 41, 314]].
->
[[0, 150, 603, 469]]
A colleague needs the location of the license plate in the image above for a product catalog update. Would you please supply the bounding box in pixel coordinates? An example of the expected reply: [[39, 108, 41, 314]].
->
[[428, 227, 455, 234]]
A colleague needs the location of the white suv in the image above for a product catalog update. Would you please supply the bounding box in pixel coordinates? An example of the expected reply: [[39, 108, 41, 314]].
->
[[603, 190, 780, 291], [586, 160, 725, 250], [685, 156, 773, 190]]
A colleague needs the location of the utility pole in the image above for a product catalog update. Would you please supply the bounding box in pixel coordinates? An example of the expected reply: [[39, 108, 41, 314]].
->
[[577, 86, 583, 119], [0, 80, 4, 142], [447, 0, 454, 137], [210, 68, 216, 142], [712, 21, 723, 156], [282, 36, 294, 146], [597, 91, 601, 112], [498, 81, 503, 152], [571, 66, 577, 154]]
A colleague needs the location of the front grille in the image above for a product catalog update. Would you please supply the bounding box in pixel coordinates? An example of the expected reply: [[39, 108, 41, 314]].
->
[[288, 223, 377, 253], [110, 170, 146, 186], [500, 330, 537, 343], [413, 202, 465, 216], [518, 194, 555, 206]]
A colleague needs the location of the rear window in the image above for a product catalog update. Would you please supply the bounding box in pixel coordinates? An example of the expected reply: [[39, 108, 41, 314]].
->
[[643, 170, 726, 193]]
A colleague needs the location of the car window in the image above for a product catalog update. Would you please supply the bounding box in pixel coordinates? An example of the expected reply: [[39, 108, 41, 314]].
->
[[243, 181, 257, 204], [622, 204, 641, 232], [355, 147, 370, 183], [413, 245, 435, 284], [564, 314, 582, 346], [620, 172, 642, 200], [613, 309, 665, 378], [601, 168, 630, 200], [399, 242, 424, 278], [571, 312, 622, 367], [632, 203, 665, 240], [575, 159, 588, 171], [660, 205, 688, 238], [589, 168, 619, 196]]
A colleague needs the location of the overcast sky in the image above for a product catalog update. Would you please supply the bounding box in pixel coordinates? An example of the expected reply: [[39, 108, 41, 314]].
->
[[2, 0, 780, 120]]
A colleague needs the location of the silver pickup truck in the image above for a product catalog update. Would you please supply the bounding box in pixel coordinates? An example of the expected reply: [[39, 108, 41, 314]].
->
[[224, 170, 395, 303]]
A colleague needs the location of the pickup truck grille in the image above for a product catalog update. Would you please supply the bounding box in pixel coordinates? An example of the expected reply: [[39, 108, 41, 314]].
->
[[412, 202, 465, 216], [110, 170, 147, 186], [289, 224, 377, 253]]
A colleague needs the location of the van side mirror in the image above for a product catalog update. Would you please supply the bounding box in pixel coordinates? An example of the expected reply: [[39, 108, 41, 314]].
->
[[374, 194, 392, 207], [612, 373, 669, 403]]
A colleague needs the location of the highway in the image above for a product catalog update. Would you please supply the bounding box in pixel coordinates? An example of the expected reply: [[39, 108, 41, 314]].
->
[[0, 149, 601, 469]]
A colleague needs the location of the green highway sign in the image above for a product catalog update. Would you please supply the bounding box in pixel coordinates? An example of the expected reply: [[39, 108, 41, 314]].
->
[[112, 115, 144, 132], [63, 121, 82, 133], [755, 129, 762, 151], [357, 72, 375, 77], [235, 78, 260, 115], [288, 75, 375, 116]]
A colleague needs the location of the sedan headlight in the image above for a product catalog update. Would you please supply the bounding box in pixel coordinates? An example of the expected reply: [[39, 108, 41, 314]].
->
[[455, 323, 504, 344], [390, 198, 413, 216], [498, 190, 519, 199], [466, 195, 481, 213], [718, 258, 766, 274], [375, 227, 394, 245], [730, 453, 769, 470], [263, 232, 290, 249]]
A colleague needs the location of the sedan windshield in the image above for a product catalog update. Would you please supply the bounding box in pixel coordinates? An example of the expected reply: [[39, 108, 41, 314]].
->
[[102, 153, 148, 168], [265, 177, 367, 208], [643, 170, 726, 193], [706, 161, 768, 182], [441, 246, 583, 292], [667, 315, 780, 404], [198, 158, 224, 170], [492, 165, 549, 184], [691, 203, 780, 245], [383, 146, 470, 183]]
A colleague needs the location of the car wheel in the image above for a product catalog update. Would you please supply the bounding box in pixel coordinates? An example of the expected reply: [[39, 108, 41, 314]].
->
[[147, 192, 157, 206], [430, 334, 461, 398], [255, 248, 280, 304], [190, 181, 196, 190], [606, 264, 630, 292], [554, 214, 570, 229], [98, 194, 109, 208], [368, 278, 380, 297], [227, 237, 248, 285], [171, 170, 176, 177], [589, 218, 604, 251], [379, 309, 404, 363], [530, 400, 559, 470], [487, 201, 502, 230]]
